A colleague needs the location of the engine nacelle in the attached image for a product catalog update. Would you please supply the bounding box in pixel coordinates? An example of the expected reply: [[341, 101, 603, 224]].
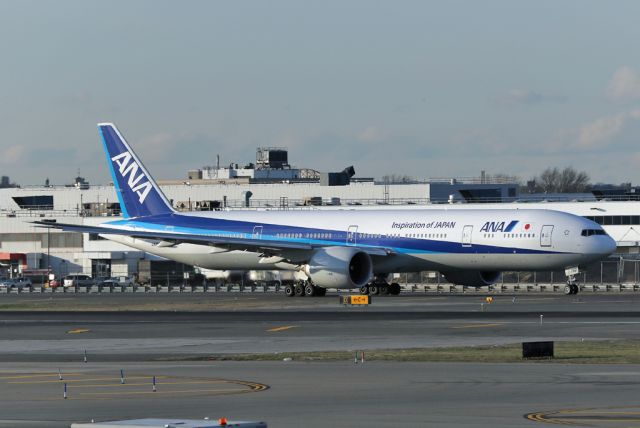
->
[[304, 246, 373, 289], [442, 270, 501, 287]]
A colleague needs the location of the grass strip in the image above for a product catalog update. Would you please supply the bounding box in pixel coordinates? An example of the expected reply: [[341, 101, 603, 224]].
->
[[177, 340, 640, 364]]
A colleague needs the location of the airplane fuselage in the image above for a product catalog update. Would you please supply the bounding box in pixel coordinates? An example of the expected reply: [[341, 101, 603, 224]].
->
[[101, 208, 615, 274]]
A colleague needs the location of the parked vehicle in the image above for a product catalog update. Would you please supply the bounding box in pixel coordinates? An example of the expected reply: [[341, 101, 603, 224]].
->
[[62, 274, 96, 288], [0, 277, 33, 289], [97, 276, 136, 287]]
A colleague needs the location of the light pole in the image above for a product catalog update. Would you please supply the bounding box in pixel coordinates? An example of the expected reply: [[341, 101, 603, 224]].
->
[[41, 219, 57, 284]]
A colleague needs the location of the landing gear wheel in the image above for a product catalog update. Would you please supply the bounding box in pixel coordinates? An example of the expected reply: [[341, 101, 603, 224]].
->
[[571, 284, 579, 295], [380, 285, 389, 295], [563, 284, 572, 295], [360, 286, 369, 295], [389, 283, 401, 295], [316, 287, 327, 297], [304, 283, 316, 297], [294, 283, 305, 297], [284, 284, 295, 297], [369, 284, 379, 295]]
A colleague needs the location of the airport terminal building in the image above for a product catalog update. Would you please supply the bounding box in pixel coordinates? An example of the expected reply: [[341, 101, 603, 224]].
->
[[0, 148, 636, 288], [0, 175, 519, 279]]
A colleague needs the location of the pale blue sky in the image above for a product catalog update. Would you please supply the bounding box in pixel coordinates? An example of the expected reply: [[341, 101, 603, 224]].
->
[[1, 1, 640, 185]]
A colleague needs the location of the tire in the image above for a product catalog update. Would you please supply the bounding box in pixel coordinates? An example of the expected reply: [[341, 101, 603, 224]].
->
[[563, 284, 572, 295], [316, 287, 327, 297], [304, 283, 316, 297], [571, 284, 579, 295], [389, 283, 401, 295], [294, 283, 305, 297], [284, 284, 295, 297], [369, 284, 379, 295], [380, 285, 389, 295], [360, 286, 369, 295]]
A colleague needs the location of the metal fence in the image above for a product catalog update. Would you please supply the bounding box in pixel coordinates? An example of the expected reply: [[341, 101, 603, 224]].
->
[[4, 258, 639, 295]]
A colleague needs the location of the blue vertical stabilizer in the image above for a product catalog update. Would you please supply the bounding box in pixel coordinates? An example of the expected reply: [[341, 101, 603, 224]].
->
[[98, 123, 174, 218]]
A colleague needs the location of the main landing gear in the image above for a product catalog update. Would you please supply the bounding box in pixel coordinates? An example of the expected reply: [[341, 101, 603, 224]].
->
[[360, 280, 401, 296], [563, 275, 580, 295], [284, 281, 326, 297]]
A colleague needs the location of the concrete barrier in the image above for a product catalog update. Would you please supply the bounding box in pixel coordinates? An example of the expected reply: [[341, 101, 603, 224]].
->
[[6, 281, 640, 296]]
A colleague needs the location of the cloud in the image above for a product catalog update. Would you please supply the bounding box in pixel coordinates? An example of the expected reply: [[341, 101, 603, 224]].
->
[[448, 127, 511, 156], [0, 145, 25, 165], [57, 90, 93, 107], [552, 110, 640, 151], [607, 67, 640, 100], [26, 147, 77, 165], [576, 113, 626, 149], [496, 89, 566, 106], [357, 126, 387, 143], [138, 132, 174, 152]]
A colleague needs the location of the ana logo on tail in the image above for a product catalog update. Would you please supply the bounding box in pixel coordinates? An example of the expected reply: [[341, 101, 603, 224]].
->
[[111, 151, 153, 204]]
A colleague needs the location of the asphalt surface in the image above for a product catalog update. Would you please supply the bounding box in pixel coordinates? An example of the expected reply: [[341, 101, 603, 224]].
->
[[1, 293, 640, 427], [2, 361, 640, 427]]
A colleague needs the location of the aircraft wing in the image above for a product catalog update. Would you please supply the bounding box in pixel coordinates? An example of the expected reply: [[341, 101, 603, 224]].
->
[[32, 221, 393, 258]]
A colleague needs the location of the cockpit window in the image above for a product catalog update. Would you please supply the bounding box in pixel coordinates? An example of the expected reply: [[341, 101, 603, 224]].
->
[[581, 229, 607, 237]]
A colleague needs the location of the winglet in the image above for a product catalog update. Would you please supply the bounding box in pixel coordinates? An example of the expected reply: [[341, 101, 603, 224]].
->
[[98, 123, 174, 218]]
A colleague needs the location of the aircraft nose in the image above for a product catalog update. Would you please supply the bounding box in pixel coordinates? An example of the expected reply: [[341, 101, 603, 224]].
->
[[602, 234, 617, 255]]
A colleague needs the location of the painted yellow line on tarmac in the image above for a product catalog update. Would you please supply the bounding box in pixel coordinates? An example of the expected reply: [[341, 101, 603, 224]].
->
[[526, 408, 640, 425], [0, 373, 83, 380], [51, 380, 232, 388], [67, 328, 90, 334], [9, 376, 169, 384], [526, 413, 576, 425], [267, 325, 298, 332], [451, 323, 504, 329], [78, 388, 251, 397]]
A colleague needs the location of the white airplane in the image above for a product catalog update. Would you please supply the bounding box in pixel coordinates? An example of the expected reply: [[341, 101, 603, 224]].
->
[[36, 123, 616, 297]]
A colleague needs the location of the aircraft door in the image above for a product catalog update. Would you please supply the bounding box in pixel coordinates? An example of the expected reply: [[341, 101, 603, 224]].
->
[[252, 225, 263, 239], [462, 225, 473, 247], [540, 225, 553, 247], [347, 225, 358, 246]]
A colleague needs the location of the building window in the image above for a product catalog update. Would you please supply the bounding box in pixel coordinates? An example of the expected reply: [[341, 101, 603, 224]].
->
[[12, 196, 54, 210]]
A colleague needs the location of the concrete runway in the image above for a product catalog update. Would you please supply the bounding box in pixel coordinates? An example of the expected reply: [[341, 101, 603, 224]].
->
[[1, 294, 640, 427], [2, 361, 640, 427]]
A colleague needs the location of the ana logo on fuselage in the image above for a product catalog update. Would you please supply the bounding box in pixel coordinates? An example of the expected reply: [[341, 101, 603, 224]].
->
[[111, 152, 152, 204], [479, 220, 518, 233]]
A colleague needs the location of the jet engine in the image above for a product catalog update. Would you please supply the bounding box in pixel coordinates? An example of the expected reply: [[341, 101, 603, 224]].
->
[[304, 246, 373, 289], [442, 270, 501, 287]]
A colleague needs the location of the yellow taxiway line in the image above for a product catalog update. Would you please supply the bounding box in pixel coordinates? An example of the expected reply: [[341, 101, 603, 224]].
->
[[267, 325, 298, 332], [450, 323, 504, 329]]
